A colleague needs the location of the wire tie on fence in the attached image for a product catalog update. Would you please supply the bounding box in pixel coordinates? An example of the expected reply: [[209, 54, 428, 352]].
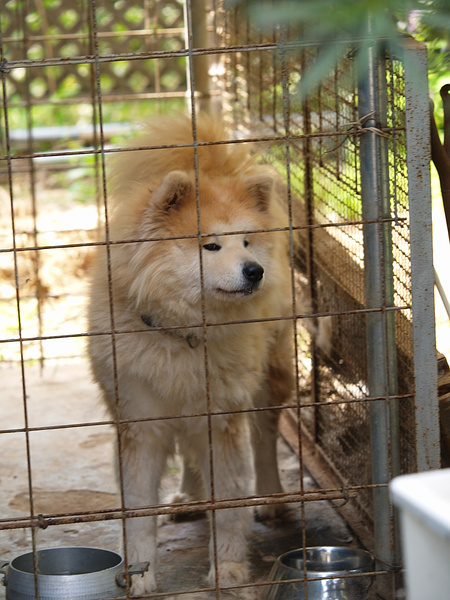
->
[[34, 514, 48, 530], [0, 59, 10, 74], [358, 112, 391, 139], [323, 111, 391, 157], [332, 485, 350, 508]]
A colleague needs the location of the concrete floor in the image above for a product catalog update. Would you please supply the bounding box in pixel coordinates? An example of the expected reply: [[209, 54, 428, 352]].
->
[[0, 360, 373, 599]]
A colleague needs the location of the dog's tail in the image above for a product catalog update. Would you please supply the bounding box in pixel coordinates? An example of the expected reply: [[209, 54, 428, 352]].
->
[[295, 276, 333, 356]]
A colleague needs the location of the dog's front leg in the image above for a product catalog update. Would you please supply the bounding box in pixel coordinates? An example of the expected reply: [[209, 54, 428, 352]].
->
[[251, 406, 284, 514], [120, 422, 170, 595], [201, 414, 252, 590]]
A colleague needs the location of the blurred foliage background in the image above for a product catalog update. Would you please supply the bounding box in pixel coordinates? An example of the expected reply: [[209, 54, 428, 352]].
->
[[227, 0, 450, 131], [226, 0, 450, 358]]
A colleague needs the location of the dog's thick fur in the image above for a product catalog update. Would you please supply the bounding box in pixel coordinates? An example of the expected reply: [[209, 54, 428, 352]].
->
[[87, 115, 295, 594]]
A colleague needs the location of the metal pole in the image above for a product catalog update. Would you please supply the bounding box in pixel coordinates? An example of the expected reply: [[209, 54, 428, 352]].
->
[[403, 37, 440, 471], [357, 17, 401, 594]]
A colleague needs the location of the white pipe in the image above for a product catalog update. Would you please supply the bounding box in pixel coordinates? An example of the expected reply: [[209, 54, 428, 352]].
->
[[434, 267, 450, 321]]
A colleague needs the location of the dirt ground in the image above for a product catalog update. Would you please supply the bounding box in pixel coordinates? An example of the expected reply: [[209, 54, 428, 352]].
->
[[0, 359, 373, 600]]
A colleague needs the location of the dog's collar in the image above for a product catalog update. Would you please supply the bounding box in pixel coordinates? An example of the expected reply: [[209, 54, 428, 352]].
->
[[140, 314, 200, 349]]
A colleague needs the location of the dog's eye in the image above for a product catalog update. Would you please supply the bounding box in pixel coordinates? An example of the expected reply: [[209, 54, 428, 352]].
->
[[203, 243, 221, 251], [243, 240, 249, 248]]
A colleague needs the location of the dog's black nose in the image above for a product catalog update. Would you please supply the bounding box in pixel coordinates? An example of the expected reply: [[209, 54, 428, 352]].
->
[[243, 262, 264, 283]]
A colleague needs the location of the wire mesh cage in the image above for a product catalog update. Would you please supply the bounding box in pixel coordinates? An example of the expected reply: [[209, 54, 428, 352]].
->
[[0, 1, 439, 599], [219, 3, 436, 535]]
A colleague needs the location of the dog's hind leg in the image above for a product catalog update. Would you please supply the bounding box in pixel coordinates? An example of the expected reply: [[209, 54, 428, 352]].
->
[[252, 339, 295, 520], [171, 455, 205, 503], [251, 392, 286, 520], [187, 414, 252, 589], [168, 456, 206, 520]]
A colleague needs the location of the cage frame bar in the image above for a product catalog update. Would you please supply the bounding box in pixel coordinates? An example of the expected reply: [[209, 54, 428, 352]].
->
[[403, 36, 440, 471], [356, 17, 402, 592]]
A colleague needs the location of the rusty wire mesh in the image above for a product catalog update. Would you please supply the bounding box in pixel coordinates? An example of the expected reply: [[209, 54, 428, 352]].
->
[[220, 6, 419, 540], [0, 0, 427, 598]]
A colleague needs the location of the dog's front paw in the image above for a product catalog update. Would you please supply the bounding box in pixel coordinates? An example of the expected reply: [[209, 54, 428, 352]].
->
[[254, 502, 289, 521], [130, 569, 157, 597], [168, 490, 190, 505], [167, 491, 206, 521], [208, 560, 249, 588]]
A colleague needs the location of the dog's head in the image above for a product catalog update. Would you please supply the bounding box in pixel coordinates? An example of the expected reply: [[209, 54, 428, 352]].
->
[[126, 170, 286, 311]]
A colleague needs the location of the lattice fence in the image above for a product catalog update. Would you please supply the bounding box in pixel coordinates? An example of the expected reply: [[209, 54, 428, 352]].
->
[[1, 0, 187, 103]]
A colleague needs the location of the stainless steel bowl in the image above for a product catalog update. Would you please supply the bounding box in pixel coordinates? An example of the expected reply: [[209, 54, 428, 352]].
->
[[0, 547, 148, 600], [264, 546, 374, 600]]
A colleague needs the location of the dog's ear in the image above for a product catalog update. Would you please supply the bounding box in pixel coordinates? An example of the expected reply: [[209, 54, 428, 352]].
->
[[243, 174, 274, 211], [153, 170, 193, 211]]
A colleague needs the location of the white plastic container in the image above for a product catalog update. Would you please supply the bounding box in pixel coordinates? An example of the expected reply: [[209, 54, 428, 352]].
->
[[390, 468, 450, 600]]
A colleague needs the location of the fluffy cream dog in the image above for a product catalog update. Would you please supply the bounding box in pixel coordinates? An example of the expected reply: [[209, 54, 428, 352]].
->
[[87, 115, 295, 595]]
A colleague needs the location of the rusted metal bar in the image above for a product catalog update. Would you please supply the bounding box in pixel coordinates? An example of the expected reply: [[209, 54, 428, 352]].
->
[[0, 216, 408, 255], [0, 125, 402, 163], [0, 43, 281, 72], [0, 392, 416, 438], [0, 8, 41, 584], [0, 36, 398, 73], [0, 489, 357, 532], [1, 304, 411, 350], [0, 478, 402, 534]]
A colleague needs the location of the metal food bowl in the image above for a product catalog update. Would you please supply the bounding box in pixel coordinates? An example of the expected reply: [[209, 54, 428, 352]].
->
[[0, 547, 149, 600], [264, 546, 374, 600]]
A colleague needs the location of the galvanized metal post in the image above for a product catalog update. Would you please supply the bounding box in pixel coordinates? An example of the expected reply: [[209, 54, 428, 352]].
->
[[357, 18, 401, 594], [402, 37, 440, 471]]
